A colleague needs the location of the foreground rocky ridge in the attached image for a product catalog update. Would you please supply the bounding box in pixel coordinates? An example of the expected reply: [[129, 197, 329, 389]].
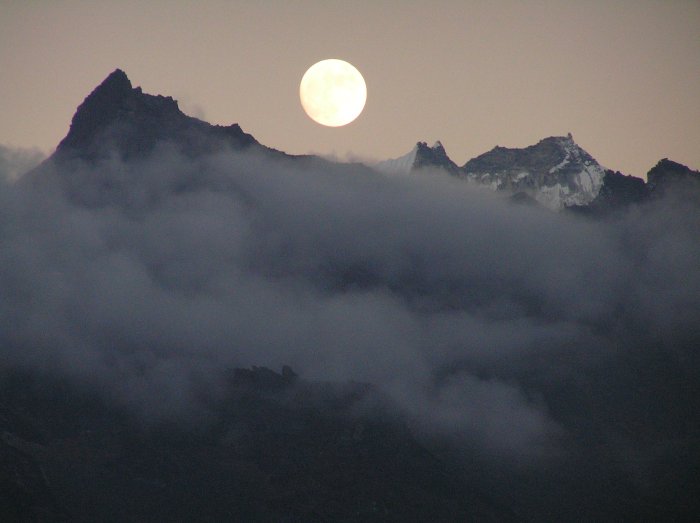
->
[[0, 367, 505, 522]]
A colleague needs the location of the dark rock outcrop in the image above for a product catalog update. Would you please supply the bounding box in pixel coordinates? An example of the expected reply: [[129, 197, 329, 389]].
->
[[413, 141, 460, 174], [571, 169, 649, 215], [647, 158, 700, 194]]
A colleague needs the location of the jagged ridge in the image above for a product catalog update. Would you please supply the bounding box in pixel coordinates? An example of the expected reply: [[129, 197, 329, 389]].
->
[[375, 134, 607, 210], [36, 69, 700, 214], [56, 69, 259, 161]]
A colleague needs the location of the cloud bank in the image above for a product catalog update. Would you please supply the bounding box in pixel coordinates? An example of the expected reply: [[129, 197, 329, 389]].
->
[[1, 145, 699, 515], [0, 144, 45, 181]]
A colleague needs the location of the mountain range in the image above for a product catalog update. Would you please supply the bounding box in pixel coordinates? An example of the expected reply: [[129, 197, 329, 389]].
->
[[375, 136, 698, 212], [3, 69, 700, 521], [35, 68, 699, 213]]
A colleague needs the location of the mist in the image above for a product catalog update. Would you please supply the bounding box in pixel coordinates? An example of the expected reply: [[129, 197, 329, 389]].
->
[[2, 143, 699, 516], [0, 144, 45, 181]]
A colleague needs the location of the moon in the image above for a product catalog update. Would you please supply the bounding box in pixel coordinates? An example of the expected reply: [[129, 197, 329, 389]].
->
[[299, 59, 367, 127]]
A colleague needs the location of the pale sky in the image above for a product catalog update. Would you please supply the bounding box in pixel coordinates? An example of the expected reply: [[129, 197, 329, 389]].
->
[[1, 1, 698, 178]]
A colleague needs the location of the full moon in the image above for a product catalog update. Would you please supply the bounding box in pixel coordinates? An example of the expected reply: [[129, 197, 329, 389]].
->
[[299, 59, 367, 127]]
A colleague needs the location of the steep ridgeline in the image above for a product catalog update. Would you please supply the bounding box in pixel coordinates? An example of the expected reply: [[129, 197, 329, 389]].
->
[[54, 69, 263, 162], [374, 141, 459, 176], [376, 134, 606, 210], [23, 69, 313, 207]]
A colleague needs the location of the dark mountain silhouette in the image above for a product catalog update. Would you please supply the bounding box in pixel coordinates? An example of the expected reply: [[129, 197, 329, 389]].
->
[[26, 69, 378, 208], [570, 169, 649, 216], [55, 69, 261, 162], [647, 158, 700, 194]]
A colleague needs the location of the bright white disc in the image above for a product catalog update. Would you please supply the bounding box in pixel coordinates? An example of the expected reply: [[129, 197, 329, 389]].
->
[[299, 59, 367, 127]]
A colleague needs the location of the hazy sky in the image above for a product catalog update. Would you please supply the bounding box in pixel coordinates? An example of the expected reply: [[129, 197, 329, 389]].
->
[[1, 0, 698, 177]]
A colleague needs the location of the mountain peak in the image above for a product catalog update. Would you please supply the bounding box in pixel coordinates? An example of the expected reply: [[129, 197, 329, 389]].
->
[[414, 141, 457, 173], [101, 68, 132, 92], [57, 69, 136, 154], [374, 140, 458, 175], [53, 68, 258, 162], [462, 135, 606, 209]]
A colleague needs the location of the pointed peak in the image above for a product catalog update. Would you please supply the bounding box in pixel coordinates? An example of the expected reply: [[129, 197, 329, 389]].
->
[[413, 140, 457, 173], [56, 69, 136, 153], [89, 68, 133, 101], [104, 68, 131, 87]]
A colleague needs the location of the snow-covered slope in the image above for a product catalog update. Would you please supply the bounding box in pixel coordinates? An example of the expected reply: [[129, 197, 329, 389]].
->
[[376, 134, 607, 211], [374, 141, 458, 175], [374, 144, 419, 174]]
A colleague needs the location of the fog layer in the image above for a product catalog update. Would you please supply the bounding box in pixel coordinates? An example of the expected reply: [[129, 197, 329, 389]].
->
[[2, 146, 699, 470]]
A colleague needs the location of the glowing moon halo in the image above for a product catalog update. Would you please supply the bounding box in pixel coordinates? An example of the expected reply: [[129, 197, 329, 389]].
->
[[299, 59, 367, 127]]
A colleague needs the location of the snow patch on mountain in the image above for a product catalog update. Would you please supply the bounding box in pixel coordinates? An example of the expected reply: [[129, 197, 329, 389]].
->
[[540, 135, 606, 209], [460, 134, 606, 210], [374, 141, 459, 176], [374, 144, 419, 174]]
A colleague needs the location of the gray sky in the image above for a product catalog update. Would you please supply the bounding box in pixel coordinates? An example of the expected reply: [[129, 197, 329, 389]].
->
[[1, 0, 698, 178]]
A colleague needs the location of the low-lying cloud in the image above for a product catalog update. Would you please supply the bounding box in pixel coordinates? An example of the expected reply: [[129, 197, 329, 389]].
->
[[2, 144, 699, 477], [0, 144, 45, 181]]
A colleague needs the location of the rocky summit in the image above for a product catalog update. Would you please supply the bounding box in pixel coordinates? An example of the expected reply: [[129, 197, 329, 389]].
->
[[461, 134, 606, 210], [55, 69, 260, 162]]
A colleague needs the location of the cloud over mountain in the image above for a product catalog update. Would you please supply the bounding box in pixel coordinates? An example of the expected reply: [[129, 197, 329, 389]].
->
[[0, 144, 45, 181]]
